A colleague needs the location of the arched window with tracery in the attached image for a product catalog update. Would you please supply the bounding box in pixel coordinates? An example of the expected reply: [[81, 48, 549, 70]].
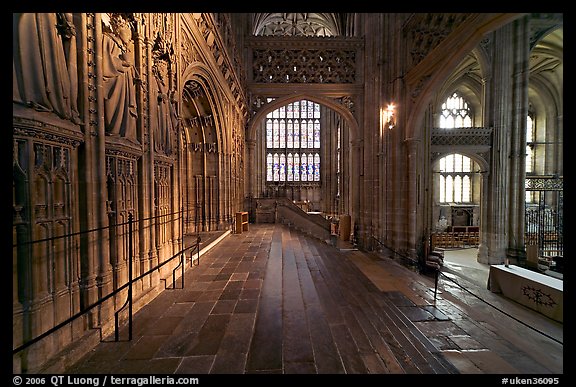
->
[[266, 100, 321, 183], [439, 92, 473, 128], [438, 153, 474, 203]]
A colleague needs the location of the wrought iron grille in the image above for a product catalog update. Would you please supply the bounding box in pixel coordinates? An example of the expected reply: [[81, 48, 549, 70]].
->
[[525, 176, 563, 258]]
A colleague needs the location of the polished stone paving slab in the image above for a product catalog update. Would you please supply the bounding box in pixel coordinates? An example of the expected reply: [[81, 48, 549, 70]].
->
[[64, 224, 563, 374]]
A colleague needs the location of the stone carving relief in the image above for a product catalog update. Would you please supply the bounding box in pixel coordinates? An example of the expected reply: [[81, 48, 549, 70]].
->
[[404, 13, 471, 68], [249, 93, 267, 117], [339, 96, 355, 115], [187, 14, 248, 117], [101, 13, 139, 141], [410, 74, 431, 102], [189, 142, 218, 153], [13, 140, 28, 226], [181, 31, 200, 68], [151, 13, 175, 48], [13, 13, 81, 124], [85, 13, 99, 133]]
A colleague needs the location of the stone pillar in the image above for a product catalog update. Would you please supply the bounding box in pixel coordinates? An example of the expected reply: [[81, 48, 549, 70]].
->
[[246, 139, 256, 198], [340, 121, 350, 216], [93, 12, 113, 311], [210, 175, 217, 230], [351, 139, 363, 246], [478, 24, 514, 265], [144, 23, 158, 287], [405, 138, 421, 258], [361, 13, 382, 250], [75, 13, 101, 327], [506, 16, 530, 263]]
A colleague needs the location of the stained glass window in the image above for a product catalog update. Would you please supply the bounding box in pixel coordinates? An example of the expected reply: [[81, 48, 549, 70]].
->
[[273, 153, 280, 181], [267, 153, 273, 181], [438, 153, 474, 203], [265, 100, 322, 182], [279, 154, 286, 181], [287, 120, 293, 148], [279, 120, 286, 148], [287, 153, 294, 181], [266, 119, 273, 148], [293, 121, 300, 148], [307, 153, 314, 178], [314, 120, 320, 148], [301, 154, 307, 181], [273, 119, 280, 148], [294, 153, 300, 181], [301, 120, 308, 148]]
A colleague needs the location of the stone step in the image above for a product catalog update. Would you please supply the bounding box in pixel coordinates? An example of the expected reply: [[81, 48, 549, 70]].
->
[[299, 234, 457, 374]]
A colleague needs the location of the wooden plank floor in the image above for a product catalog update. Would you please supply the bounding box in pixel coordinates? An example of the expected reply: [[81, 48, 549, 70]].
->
[[64, 224, 562, 374]]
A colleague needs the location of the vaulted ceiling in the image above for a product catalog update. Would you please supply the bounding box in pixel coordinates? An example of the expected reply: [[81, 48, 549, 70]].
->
[[251, 13, 345, 37]]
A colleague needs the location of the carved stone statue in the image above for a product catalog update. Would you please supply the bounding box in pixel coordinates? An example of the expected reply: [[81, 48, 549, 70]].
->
[[152, 60, 176, 155], [13, 13, 81, 124], [152, 36, 176, 155], [102, 14, 138, 140]]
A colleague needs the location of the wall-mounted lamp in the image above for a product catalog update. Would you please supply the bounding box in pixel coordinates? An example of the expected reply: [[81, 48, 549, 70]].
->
[[385, 103, 396, 129]]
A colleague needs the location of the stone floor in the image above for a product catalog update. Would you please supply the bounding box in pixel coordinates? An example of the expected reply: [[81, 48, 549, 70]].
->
[[63, 224, 563, 375]]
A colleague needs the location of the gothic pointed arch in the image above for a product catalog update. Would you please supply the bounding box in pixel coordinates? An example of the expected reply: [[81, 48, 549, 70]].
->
[[181, 63, 229, 152], [180, 63, 230, 232], [247, 93, 359, 142], [405, 13, 523, 139]]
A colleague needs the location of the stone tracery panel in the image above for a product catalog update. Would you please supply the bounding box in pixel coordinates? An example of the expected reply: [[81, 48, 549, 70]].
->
[[431, 127, 492, 147], [525, 176, 563, 191], [106, 154, 138, 284], [252, 48, 356, 83], [154, 162, 173, 256]]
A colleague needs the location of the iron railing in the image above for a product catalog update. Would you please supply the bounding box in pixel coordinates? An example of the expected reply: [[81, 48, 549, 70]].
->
[[13, 207, 201, 355]]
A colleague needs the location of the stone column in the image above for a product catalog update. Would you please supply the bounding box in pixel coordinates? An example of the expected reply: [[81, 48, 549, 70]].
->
[[245, 138, 256, 197], [506, 16, 530, 263], [93, 13, 113, 309], [478, 24, 514, 265], [144, 22, 158, 287], [351, 139, 363, 246], [405, 138, 422, 258], [361, 13, 382, 250], [341, 120, 350, 217], [75, 13, 101, 327]]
